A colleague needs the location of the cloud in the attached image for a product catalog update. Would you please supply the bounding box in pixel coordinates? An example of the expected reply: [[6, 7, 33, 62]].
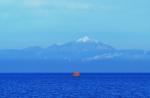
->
[[22, 0, 94, 11], [83, 53, 122, 61], [0, 0, 115, 20], [21, 0, 114, 12], [0, 0, 116, 12]]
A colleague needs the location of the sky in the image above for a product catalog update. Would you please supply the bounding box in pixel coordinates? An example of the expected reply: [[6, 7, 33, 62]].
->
[[0, 0, 150, 50]]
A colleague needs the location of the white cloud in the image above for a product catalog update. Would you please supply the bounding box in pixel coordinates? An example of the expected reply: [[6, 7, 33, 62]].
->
[[0, 0, 114, 20], [0, 0, 115, 12], [21, 0, 112, 11], [22, 0, 93, 11], [83, 53, 122, 61]]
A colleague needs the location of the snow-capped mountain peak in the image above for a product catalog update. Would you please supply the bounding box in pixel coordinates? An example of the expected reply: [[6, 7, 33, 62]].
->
[[76, 36, 97, 43]]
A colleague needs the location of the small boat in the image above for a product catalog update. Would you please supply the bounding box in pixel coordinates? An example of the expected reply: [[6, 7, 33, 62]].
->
[[73, 72, 80, 77]]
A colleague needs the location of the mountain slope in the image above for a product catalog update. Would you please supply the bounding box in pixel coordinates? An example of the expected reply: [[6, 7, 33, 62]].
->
[[0, 36, 149, 60]]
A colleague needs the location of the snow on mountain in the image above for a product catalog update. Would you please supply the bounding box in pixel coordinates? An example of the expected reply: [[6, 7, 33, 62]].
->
[[76, 36, 97, 43]]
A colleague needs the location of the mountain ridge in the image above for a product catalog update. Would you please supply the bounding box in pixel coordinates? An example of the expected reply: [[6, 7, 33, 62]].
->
[[0, 36, 149, 61]]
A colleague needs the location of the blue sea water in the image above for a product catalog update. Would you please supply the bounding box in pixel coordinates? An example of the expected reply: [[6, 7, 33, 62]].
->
[[0, 73, 150, 98]]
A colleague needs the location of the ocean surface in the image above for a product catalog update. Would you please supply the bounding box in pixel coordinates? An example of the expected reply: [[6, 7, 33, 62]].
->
[[0, 73, 150, 98]]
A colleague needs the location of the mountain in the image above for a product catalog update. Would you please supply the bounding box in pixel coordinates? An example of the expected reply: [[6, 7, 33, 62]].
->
[[0, 36, 149, 61], [0, 36, 150, 72]]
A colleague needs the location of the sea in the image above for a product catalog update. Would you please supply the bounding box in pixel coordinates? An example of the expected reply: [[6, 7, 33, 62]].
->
[[0, 73, 150, 98]]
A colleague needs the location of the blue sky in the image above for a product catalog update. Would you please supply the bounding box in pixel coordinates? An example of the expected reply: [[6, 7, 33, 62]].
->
[[0, 0, 150, 49]]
